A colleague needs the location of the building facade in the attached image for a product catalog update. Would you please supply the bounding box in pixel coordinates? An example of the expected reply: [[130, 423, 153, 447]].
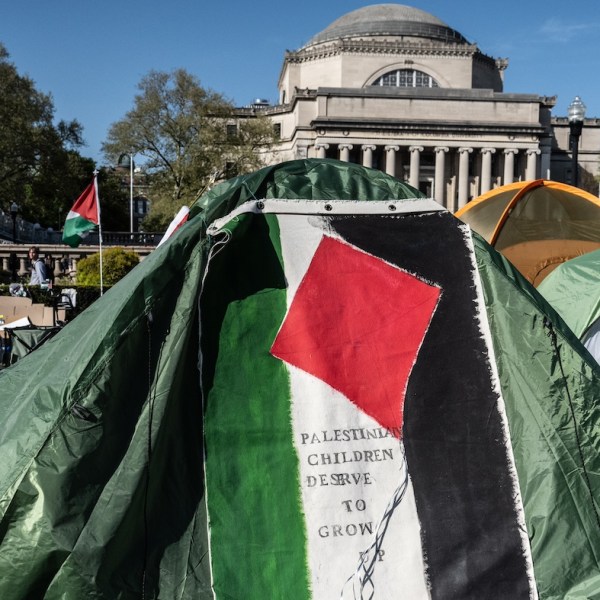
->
[[250, 4, 598, 208]]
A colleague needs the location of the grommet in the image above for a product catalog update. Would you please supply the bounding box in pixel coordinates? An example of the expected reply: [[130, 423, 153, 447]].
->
[[256, 201, 264, 210], [324, 204, 333, 211], [388, 204, 397, 211]]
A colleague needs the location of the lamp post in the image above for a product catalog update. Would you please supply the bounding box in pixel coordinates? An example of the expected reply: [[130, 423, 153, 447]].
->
[[567, 96, 586, 187], [129, 154, 134, 234], [9, 202, 18, 242], [118, 153, 135, 234]]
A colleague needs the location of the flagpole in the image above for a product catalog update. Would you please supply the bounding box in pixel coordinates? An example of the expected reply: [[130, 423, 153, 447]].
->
[[93, 170, 104, 296]]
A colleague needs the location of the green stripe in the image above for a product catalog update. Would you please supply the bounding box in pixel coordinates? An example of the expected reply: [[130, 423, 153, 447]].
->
[[201, 213, 309, 599], [62, 216, 96, 247]]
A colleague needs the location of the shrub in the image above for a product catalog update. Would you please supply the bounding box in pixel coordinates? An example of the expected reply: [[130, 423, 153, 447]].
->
[[77, 247, 140, 286]]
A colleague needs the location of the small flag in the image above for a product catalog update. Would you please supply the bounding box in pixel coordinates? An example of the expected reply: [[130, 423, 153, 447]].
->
[[62, 177, 100, 248], [157, 206, 190, 247]]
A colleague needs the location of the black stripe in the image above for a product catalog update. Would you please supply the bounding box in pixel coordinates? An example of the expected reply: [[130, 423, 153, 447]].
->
[[329, 212, 532, 600]]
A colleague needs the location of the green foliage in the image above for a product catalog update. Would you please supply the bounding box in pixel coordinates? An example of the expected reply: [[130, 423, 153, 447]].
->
[[0, 43, 54, 205], [102, 69, 275, 230], [76, 247, 139, 286], [0, 42, 95, 228], [94, 168, 130, 231], [22, 151, 95, 229]]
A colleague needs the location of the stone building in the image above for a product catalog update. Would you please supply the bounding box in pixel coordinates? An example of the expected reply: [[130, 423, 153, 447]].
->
[[249, 4, 599, 208]]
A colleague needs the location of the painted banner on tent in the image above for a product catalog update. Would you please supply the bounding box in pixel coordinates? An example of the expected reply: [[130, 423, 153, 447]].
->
[[200, 201, 536, 600]]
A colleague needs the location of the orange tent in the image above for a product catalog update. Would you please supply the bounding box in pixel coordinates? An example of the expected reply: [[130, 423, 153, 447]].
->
[[455, 180, 600, 286]]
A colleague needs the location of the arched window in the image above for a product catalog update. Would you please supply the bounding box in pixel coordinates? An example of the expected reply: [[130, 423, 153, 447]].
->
[[372, 69, 439, 88]]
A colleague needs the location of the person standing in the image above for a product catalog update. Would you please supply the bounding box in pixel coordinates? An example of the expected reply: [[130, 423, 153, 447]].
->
[[29, 246, 48, 285]]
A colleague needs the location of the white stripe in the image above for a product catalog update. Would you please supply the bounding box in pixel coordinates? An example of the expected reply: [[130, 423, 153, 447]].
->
[[207, 198, 444, 236], [462, 224, 539, 600], [277, 214, 431, 600]]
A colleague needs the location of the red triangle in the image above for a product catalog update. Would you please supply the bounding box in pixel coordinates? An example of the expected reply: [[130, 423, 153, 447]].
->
[[271, 236, 441, 436], [72, 181, 99, 224]]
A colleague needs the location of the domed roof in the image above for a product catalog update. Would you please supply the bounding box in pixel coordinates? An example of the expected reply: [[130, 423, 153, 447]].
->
[[306, 4, 468, 46]]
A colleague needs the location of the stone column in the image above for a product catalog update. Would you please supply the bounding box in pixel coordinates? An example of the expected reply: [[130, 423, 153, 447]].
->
[[295, 144, 308, 160], [409, 146, 424, 190], [362, 145, 376, 168], [457, 147, 473, 209], [434, 147, 449, 205], [384, 145, 400, 177], [503, 149, 518, 185], [19, 258, 27, 276], [540, 139, 552, 180], [315, 143, 329, 159], [339, 144, 353, 162], [526, 148, 541, 180], [480, 148, 496, 194]]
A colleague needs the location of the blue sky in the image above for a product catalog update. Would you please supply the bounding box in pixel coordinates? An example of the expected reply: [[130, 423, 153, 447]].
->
[[2, 0, 599, 164]]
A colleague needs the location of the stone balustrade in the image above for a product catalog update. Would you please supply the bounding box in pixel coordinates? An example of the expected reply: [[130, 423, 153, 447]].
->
[[0, 243, 155, 280]]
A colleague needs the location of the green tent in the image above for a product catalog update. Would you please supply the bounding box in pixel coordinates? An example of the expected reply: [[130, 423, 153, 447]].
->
[[0, 159, 599, 599], [538, 248, 600, 362]]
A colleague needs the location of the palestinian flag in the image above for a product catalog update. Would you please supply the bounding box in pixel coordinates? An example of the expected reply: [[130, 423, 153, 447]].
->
[[201, 199, 538, 599], [62, 176, 100, 247]]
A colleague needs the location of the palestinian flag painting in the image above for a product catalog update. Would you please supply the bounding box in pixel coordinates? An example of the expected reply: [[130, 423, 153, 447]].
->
[[201, 199, 537, 599]]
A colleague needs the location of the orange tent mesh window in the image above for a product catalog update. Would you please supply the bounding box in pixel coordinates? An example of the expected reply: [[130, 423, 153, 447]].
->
[[456, 180, 600, 286]]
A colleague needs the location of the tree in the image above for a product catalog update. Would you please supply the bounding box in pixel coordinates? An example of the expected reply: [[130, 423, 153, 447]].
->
[[22, 149, 93, 229], [0, 43, 54, 205], [102, 69, 275, 230], [0, 43, 93, 227], [94, 169, 132, 232]]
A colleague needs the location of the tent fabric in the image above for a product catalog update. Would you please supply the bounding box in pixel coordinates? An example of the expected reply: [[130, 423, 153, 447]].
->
[[537, 248, 600, 364], [537, 248, 600, 340], [190, 157, 424, 223], [471, 234, 600, 598], [455, 179, 600, 286], [0, 159, 599, 598], [0, 224, 211, 599], [582, 320, 600, 364]]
